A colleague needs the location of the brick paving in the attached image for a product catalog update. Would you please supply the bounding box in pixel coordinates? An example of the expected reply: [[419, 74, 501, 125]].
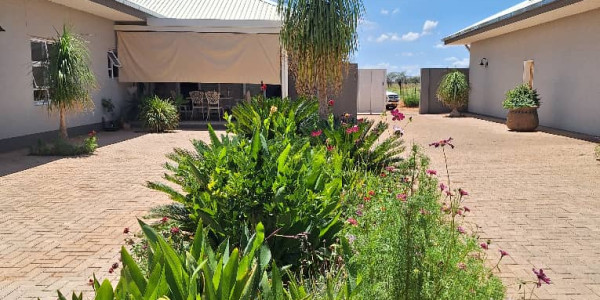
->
[[395, 111, 600, 300], [0, 129, 222, 299], [0, 115, 599, 299]]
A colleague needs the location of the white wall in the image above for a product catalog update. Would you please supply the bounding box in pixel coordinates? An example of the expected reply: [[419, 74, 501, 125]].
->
[[0, 0, 127, 140], [469, 8, 600, 136]]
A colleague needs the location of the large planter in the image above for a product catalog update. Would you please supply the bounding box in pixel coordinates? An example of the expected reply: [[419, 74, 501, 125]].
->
[[506, 107, 539, 132]]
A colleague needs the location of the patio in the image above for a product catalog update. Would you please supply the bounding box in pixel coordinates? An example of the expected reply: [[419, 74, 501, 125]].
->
[[0, 112, 598, 299]]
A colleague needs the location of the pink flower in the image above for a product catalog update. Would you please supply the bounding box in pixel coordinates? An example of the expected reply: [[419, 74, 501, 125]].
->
[[420, 209, 431, 215], [88, 130, 97, 137], [160, 217, 169, 224], [426, 169, 437, 176], [347, 218, 358, 226], [445, 190, 453, 196], [396, 193, 407, 201], [439, 183, 447, 191], [356, 209, 363, 217], [345, 125, 359, 134], [391, 109, 405, 121], [328, 100, 335, 107], [499, 249, 509, 258], [458, 262, 467, 270], [357, 118, 364, 123], [458, 188, 469, 196], [429, 137, 455, 149], [385, 166, 395, 172], [480, 243, 488, 250], [311, 130, 323, 137], [170, 226, 180, 235], [457, 226, 466, 234], [123, 227, 130, 234], [463, 206, 471, 213], [533, 268, 551, 287], [327, 145, 335, 152]]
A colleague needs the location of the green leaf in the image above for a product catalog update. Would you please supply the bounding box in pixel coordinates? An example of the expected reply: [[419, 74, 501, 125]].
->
[[120, 246, 147, 293], [277, 144, 292, 174], [95, 279, 114, 300], [220, 248, 239, 300]]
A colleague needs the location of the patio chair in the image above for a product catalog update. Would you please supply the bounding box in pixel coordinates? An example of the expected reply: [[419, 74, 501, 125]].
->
[[205, 91, 223, 121], [190, 91, 206, 120], [172, 90, 191, 120]]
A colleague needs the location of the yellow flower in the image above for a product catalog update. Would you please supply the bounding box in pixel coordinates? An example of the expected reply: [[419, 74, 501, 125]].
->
[[270, 106, 278, 114]]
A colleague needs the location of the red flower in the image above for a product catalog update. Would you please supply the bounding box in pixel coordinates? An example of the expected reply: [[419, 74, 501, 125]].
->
[[347, 218, 358, 226], [345, 125, 359, 134], [328, 99, 335, 107], [533, 268, 551, 287], [357, 118, 365, 123], [123, 227, 129, 234], [426, 169, 437, 175], [363, 196, 371, 202], [170, 226, 180, 235], [88, 279, 94, 286], [368, 190, 375, 196], [463, 206, 471, 213], [439, 183, 447, 191], [112, 262, 119, 269], [458, 188, 469, 196], [160, 217, 169, 224], [396, 193, 407, 201], [108, 268, 114, 274], [499, 249, 509, 258], [327, 145, 335, 152], [391, 109, 405, 121], [88, 130, 97, 137], [380, 172, 387, 178], [311, 130, 323, 137], [480, 243, 488, 250], [260, 82, 267, 92], [429, 137, 455, 149]]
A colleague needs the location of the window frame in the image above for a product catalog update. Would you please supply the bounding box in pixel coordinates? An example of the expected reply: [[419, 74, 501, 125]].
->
[[108, 50, 121, 79], [30, 38, 53, 106]]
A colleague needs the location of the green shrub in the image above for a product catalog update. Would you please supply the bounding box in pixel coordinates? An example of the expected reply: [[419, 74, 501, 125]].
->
[[403, 93, 420, 107], [344, 146, 505, 299], [436, 71, 469, 115], [57, 221, 360, 300], [148, 125, 344, 272], [226, 96, 319, 139], [502, 84, 541, 109], [30, 131, 98, 156], [139, 95, 179, 132]]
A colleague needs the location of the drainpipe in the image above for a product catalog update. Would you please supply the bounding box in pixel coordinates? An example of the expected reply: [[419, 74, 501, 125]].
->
[[464, 44, 471, 52]]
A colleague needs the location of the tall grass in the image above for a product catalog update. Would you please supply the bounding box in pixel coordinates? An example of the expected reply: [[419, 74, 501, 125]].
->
[[388, 83, 420, 107]]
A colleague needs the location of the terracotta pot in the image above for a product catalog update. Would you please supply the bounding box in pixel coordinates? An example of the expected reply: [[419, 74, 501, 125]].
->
[[506, 107, 539, 132]]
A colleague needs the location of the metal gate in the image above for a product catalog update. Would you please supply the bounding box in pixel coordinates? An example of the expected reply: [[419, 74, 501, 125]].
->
[[357, 69, 386, 114]]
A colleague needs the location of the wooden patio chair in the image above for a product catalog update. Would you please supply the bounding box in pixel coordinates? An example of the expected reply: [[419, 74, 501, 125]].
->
[[189, 91, 206, 120], [205, 91, 223, 121]]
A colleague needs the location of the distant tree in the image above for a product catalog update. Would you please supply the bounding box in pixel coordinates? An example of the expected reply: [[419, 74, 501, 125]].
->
[[387, 72, 406, 88]]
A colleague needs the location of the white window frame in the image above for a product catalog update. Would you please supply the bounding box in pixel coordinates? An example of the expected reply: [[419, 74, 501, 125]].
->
[[31, 38, 53, 106], [108, 50, 121, 79]]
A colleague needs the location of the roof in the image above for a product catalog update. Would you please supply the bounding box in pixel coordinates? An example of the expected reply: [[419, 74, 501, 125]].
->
[[127, 0, 280, 20], [443, 0, 600, 45]]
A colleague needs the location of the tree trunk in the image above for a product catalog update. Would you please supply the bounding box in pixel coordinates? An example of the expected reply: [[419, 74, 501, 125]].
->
[[59, 105, 68, 139], [317, 86, 329, 119]]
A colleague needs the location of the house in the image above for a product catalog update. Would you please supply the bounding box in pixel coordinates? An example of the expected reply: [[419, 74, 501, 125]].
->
[[444, 0, 600, 136], [0, 0, 286, 151]]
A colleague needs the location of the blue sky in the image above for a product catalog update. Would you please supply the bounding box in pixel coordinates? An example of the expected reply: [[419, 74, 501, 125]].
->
[[355, 0, 523, 75]]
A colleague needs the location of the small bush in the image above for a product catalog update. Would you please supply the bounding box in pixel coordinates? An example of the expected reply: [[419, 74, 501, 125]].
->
[[437, 70, 469, 115], [403, 93, 420, 107], [30, 131, 98, 156], [503, 84, 541, 109], [139, 95, 179, 132]]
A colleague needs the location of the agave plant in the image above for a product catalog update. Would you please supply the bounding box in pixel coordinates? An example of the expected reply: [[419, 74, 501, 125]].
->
[[139, 96, 179, 133], [436, 71, 469, 117]]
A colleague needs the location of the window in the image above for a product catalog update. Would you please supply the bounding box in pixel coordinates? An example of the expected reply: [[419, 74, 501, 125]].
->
[[31, 39, 54, 105], [108, 50, 121, 78]]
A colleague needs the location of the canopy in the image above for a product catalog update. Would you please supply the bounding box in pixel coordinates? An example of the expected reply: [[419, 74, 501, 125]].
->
[[117, 31, 281, 84]]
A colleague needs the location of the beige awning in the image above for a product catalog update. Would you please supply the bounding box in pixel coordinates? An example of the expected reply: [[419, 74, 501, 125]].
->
[[117, 31, 281, 84]]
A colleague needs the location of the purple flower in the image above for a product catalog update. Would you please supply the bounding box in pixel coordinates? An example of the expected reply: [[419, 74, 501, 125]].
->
[[391, 109, 405, 121], [458, 188, 469, 196], [439, 183, 447, 191], [123, 227, 130, 234], [347, 234, 356, 243], [463, 206, 471, 213], [457, 226, 466, 234], [499, 249, 509, 258], [311, 130, 322, 137], [396, 193, 407, 201], [356, 209, 363, 217], [429, 137, 455, 149], [426, 169, 437, 176], [533, 268, 551, 287], [480, 243, 488, 250]]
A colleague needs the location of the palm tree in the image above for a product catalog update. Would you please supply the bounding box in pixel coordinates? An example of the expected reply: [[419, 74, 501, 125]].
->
[[277, 0, 364, 118], [48, 25, 97, 139]]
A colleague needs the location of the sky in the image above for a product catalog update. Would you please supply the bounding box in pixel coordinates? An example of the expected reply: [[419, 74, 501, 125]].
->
[[355, 0, 524, 76]]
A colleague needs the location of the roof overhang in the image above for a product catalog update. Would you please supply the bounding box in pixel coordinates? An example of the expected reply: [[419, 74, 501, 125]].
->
[[48, 0, 161, 22], [115, 18, 282, 34], [444, 0, 600, 45]]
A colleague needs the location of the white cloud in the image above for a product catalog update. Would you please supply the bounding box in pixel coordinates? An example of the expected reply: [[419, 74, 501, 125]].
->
[[446, 57, 470, 68], [422, 20, 439, 35], [392, 8, 400, 14], [399, 65, 421, 76], [401, 32, 420, 42], [435, 43, 448, 49], [401, 52, 414, 57], [375, 33, 403, 43], [359, 19, 378, 31], [380, 9, 389, 15], [375, 34, 390, 43]]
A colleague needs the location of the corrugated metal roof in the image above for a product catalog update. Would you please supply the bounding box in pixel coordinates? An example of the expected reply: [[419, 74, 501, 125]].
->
[[127, 0, 280, 20]]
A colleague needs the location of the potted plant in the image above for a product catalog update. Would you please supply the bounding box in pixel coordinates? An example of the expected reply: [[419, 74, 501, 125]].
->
[[436, 70, 469, 117], [503, 84, 541, 131], [101, 98, 119, 131]]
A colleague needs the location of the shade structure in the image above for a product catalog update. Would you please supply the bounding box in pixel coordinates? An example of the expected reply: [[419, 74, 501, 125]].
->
[[117, 31, 281, 84]]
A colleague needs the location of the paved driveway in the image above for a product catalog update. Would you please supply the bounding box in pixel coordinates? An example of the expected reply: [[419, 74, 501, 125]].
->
[[0, 129, 222, 299], [397, 111, 600, 300]]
